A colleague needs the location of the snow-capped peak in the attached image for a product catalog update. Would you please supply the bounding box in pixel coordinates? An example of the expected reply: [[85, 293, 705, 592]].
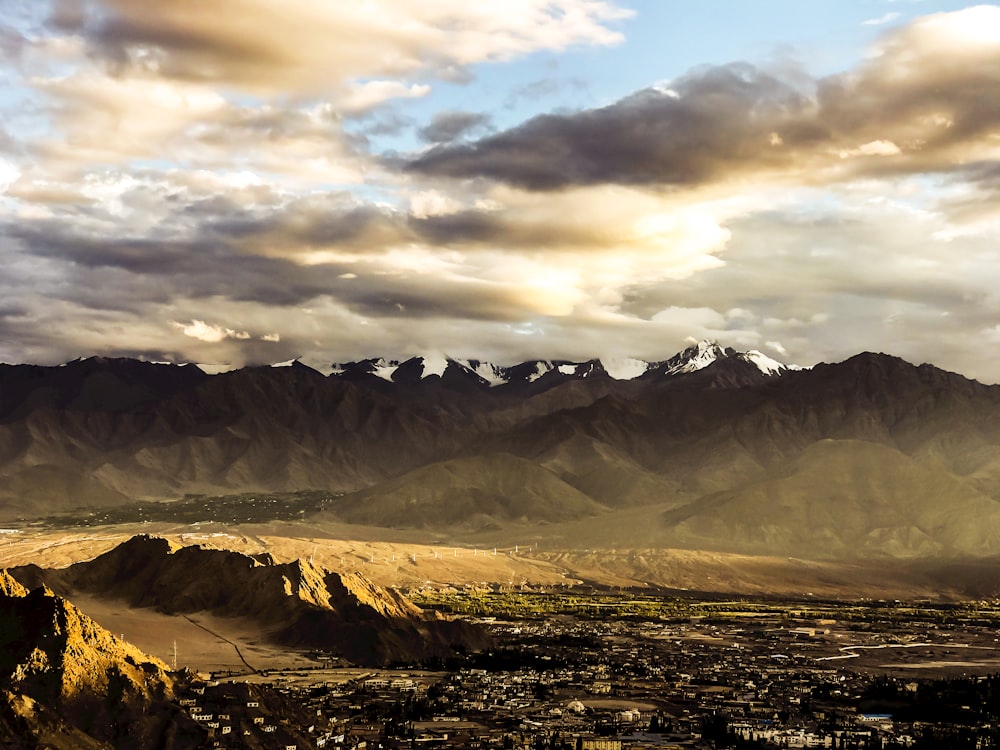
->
[[661, 340, 733, 375], [599, 357, 650, 380], [417, 353, 449, 379], [453, 358, 508, 387], [528, 361, 554, 382], [740, 350, 787, 376], [327, 340, 795, 386]]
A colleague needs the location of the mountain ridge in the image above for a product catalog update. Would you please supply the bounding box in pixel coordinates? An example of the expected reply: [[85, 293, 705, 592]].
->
[[4, 346, 1000, 560], [325, 339, 798, 388], [11, 535, 491, 666]]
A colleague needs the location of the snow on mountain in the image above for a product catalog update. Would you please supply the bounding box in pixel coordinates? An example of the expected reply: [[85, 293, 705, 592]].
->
[[600, 357, 651, 380], [419, 353, 449, 378], [660, 340, 733, 375], [328, 341, 794, 386], [330, 357, 401, 381], [649, 340, 801, 378], [454, 359, 508, 386], [370, 358, 400, 381], [527, 361, 554, 383], [741, 350, 788, 376]]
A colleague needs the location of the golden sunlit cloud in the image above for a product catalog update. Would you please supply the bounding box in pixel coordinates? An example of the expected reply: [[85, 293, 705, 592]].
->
[[88, 0, 631, 93]]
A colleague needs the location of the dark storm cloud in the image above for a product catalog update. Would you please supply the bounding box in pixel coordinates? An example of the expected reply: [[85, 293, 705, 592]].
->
[[5, 221, 337, 308], [209, 202, 409, 251], [197, 193, 615, 254], [417, 111, 491, 143], [408, 209, 612, 249], [2, 200, 546, 329], [409, 64, 819, 189], [340, 278, 536, 322]]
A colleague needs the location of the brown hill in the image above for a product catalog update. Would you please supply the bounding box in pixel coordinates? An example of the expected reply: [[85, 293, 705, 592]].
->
[[17, 535, 490, 666], [335, 452, 608, 530], [0, 575, 198, 749], [662, 439, 1000, 557]]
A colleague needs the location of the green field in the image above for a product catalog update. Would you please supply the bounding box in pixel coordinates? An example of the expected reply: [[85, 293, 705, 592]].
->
[[410, 588, 1000, 626]]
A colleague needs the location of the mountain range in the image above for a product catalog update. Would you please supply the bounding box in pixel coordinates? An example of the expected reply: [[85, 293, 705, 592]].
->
[[3, 341, 1000, 559], [326, 340, 792, 387]]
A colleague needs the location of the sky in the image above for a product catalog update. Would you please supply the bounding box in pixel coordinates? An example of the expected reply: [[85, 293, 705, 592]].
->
[[2, 1, 1000, 380]]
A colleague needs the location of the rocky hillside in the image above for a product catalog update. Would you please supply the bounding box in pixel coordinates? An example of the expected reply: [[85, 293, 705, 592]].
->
[[16, 535, 490, 666], [0, 572, 199, 749]]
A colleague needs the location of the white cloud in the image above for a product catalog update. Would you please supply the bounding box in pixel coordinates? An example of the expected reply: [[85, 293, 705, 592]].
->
[[174, 320, 250, 343], [341, 81, 431, 113], [0, 159, 22, 192], [409, 189, 464, 218], [857, 140, 902, 157], [765, 340, 788, 356], [862, 12, 901, 26]]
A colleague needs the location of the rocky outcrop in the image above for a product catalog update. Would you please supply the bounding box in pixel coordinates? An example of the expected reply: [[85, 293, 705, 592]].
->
[[0, 577, 196, 749], [18, 535, 491, 666]]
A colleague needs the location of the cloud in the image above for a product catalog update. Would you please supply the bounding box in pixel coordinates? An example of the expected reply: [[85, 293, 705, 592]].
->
[[409, 6, 1000, 191], [611, 177, 1000, 380], [0, 169, 740, 370], [20, 78, 370, 187], [838, 140, 902, 158], [85, 0, 630, 95], [174, 320, 251, 343], [341, 81, 431, 114], [418, 111, 492, 143], [6, 1, 631, 193], [862, 12, 902, 26], [410, 64, 813, 189]]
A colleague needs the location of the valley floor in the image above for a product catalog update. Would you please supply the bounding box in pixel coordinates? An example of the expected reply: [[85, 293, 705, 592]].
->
[[6, 522, 1000, 747], [167, 595, 1000, 749]]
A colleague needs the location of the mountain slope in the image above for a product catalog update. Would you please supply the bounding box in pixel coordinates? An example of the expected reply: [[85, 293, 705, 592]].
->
[[663, 439, 1000, 557], [0, 575, 196, 749], [334, 452, 608, 530]]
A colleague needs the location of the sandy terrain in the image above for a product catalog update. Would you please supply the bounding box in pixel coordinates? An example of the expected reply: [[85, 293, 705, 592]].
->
[[3, 518, 999, 600], [0, 522, 576, 589], [66, 592, 317, 675]]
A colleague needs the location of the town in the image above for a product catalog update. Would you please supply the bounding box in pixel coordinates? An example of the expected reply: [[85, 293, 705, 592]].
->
[[175, 590, 1000, 749]]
